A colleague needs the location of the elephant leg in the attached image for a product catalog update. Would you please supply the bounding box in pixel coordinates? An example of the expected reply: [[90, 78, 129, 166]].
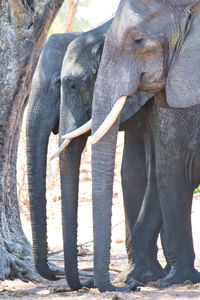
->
[[156, 108, 200, 287], [119, 116, 147, 281], [157, 158, 200, 287], [129, 147, 165, 285], [121, 103, 166, 285]]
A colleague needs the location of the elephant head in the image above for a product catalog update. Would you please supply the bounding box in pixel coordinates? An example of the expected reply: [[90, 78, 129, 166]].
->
[[90, 0, 200, 292], [26, 33, 80, 281]]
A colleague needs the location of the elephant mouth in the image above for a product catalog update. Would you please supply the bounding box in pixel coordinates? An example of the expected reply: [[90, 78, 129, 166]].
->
[[140, 77, 166, 94]]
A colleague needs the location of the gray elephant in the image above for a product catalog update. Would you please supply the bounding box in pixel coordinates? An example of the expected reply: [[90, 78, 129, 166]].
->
[[26, 32, 80, 281], [90, 0, 200, 292], [58, 19, 112, 290]]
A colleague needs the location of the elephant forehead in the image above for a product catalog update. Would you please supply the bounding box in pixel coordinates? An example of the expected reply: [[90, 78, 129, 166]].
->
[[143, 7, 175, 34], [61, 53, 90, 82], [61, 48, 90, 80], [62, 62, 85, 77], [110, 0, 175, 44]]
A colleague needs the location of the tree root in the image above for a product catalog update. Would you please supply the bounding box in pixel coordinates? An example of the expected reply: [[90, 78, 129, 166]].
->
[[0, 241, 40, 282]]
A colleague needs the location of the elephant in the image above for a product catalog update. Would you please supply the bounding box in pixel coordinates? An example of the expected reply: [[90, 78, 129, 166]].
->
[[26, 32, 81, 281], [90, 0, 200, 292], [58, 19, 112, 290]]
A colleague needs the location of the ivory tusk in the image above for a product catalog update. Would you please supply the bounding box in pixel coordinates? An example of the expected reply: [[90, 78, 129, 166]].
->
[[49, 139, 71, 161], [89, 96, 127, 145], [62, 119, 92, 139]]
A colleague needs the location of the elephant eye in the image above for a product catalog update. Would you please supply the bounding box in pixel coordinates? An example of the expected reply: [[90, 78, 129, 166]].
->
[[133, 37, 143, 45], [68, 80, 76, 91]]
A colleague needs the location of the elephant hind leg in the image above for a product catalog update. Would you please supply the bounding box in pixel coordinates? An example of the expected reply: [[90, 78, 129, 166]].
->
[[156, 114, 200, 287]]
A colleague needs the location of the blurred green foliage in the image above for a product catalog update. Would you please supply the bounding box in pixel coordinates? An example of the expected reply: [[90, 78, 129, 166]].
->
[[194, 186, 200, 194], [49, 0, 90, 36]]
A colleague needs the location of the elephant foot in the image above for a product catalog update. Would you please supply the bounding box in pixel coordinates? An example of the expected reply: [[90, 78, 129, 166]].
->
[[157, 266, 200, 288], [126, 259, 165, 285]]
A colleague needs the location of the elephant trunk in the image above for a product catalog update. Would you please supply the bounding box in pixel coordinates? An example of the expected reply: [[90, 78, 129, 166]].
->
[[26, 104, 59, 280], [59, 91, 94, 290], [92, 118, 120, 292], [60, 135, 93, 290], [91, 39, 140, 291]]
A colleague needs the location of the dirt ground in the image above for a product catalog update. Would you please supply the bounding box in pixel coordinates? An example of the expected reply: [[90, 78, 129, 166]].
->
[[1, 195, 200, 299]]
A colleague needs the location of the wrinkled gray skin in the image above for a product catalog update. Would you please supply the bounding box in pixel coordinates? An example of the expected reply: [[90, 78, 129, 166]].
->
[[91, 0, 200, 292], [26, 33, 80, 281], [59, 20, 155, 290], [59, 20, 112, 290]]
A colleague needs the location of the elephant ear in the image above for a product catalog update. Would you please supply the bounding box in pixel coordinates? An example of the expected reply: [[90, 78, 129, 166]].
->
[[166, 2, 200, 108]]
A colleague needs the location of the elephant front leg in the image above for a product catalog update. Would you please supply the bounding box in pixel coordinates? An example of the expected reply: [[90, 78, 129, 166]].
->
[[121, 119, 165, 285], [129, 164, 165, 285], [156, 138, 200, 287], [157, 171, 200, 287]]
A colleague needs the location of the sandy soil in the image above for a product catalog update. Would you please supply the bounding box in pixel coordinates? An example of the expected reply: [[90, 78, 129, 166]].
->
[[1, 196, 200, 299]]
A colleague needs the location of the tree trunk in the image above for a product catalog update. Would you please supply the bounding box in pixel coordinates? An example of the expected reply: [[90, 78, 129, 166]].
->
[[66, 0, 79, 32], [0, 0, 64, 280]]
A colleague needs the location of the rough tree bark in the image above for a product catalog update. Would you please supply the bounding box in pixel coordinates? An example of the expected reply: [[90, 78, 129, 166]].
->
[[66, 0, 79, 32], [0, 0, 64, 281]]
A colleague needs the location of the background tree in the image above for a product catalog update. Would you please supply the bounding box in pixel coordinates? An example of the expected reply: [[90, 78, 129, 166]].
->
[[0, 0, 64, 281], [49, 0, 90, 35], [66, 0, 80, 32]]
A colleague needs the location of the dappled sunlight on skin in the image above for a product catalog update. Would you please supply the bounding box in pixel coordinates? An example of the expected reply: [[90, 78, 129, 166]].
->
[[61, 31, 100, 81]]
